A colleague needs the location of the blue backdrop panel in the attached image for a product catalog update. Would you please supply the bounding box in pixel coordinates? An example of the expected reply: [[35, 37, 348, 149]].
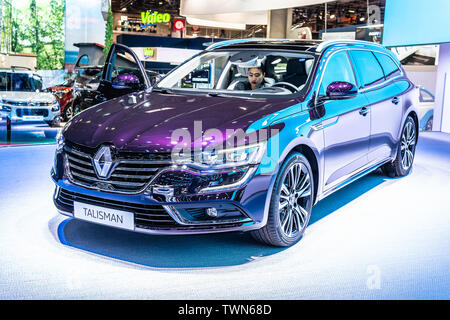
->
[[383, 0, 450, 47]]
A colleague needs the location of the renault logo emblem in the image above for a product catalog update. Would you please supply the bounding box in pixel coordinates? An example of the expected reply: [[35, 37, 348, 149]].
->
[[93, 146, 115, 178]]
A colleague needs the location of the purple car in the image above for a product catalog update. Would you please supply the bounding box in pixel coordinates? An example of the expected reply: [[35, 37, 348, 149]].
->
[[52, 40, 419, 247]]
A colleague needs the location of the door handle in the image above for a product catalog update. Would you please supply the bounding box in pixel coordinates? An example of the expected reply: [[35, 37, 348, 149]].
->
[[391, 97, 399, 105], [359, 107, 369, 116]]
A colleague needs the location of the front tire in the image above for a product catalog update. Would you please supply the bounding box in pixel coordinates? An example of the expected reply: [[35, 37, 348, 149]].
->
[[251, 152, 314, 247], [63, 104, 73, 121], [382, 115, 417, 177]]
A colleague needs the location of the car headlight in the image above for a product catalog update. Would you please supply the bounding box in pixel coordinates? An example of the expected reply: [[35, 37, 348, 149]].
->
[[161, 142, 267, 194], [56, 130, 64, 152], [190, 141, 267, 170], [51, 97, 60, 111], [1, 105, 11, 112]]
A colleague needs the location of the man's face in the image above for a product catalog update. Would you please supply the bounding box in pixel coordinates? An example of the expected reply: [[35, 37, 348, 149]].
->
[[248, 68, 264, 89]]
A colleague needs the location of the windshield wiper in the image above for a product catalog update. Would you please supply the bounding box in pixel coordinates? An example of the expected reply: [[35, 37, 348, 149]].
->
[[206, 92, 231, 97], [152, 87, 173, 94]]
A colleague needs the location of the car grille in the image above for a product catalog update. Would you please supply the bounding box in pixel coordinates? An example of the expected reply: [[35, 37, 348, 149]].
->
[[16, 108, 49, 117], [55, 188, 179, 229], [64, 142, 172, 193], [6, 100, 52, 106]]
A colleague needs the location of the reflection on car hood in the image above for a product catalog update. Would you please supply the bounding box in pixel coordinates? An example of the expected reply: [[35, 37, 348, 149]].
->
[[63, 91, 298, 152], [0, 91, 56, 103]]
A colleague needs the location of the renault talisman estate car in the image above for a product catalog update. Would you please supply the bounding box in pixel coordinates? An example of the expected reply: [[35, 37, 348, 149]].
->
[[52, 40, 419, 247]]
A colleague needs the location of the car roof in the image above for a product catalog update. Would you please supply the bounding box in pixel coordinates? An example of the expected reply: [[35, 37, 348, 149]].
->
[[206, 38, 389, 54], [206, 39, 322, 52], [0, 68, 38, 76], [0, 69, 34, 74]]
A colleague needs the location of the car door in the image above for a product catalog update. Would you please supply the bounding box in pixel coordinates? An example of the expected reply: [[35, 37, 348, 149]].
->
[[349, 50, 405, 164], [96, 43, 150, 102], [317, 50, 371, 192]]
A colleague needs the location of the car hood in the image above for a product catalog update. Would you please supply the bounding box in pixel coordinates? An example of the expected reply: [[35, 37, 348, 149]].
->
[[63, 91, 298, 152], [0, 91, 56, 103]]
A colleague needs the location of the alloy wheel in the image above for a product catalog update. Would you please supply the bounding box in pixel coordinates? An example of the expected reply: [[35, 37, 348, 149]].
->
[[278, 162, 312, 237], [65, 105, 73, 121], [400, 121, 416, 171]]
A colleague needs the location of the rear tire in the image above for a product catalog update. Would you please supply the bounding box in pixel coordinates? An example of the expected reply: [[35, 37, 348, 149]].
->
[[251, 152, 314, 247], [425, 116, 433, 131], [382, 116, 417, 177]]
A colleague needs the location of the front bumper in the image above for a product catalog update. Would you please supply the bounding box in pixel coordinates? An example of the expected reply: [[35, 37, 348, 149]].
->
[[51, 169, 274, 235], [6, 104, 60, 124]]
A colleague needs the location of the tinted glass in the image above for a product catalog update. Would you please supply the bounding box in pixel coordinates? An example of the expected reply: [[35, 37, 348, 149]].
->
[[0, 73, 37, 92], [0, 72, 9, 91], [109, 48, 145, 88], [373, 52, 401, 78], [349, 50, 385, 87], [319, 51, 356, 95], [156, 50, 315, 95], [77, 55, 90, 67], [420, 88, 435, 102]]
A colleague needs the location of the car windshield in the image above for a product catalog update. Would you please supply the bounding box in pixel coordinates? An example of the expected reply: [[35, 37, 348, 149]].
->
[[0, 72, 42, 92], [74, 67, 103, 86], [156, 49, 316, 95], [61, 74, 76, 87]]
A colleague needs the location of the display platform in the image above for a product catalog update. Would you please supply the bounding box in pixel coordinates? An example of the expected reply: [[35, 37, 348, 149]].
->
[[0, 132, 449, 299]]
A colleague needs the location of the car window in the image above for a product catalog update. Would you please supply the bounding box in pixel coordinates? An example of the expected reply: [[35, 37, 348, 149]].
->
[[108, 48, 146, 89], [145, 71, 160, 85], [420, 88, 435, 102], [33, 75, 43, 91], [77, 55, 90, 67], [319, 51, 356, 96], [265, 56, 288, 81], [156, 50, 315, 96], [0, 72, 38, 92], [373, 52, 401, 79], [75, 68, 102, 86], [0, 72, 10, 91], [349, 50, 385, 88]]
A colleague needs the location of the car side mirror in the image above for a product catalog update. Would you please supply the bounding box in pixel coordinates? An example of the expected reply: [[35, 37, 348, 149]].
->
[[324, 81, 358, 100]]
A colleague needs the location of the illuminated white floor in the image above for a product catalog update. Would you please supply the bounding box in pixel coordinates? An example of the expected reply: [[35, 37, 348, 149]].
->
[[0, 132, 449, 299]]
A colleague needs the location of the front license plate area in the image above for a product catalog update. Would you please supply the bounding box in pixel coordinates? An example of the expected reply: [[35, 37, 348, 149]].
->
[[23, 115, 44, 121], [73, 201, 134, 231]]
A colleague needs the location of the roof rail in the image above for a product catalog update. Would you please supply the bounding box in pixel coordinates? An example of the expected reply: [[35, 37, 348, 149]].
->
[[316, 39, 385, 52], [10, 66, 33, 71], [205, 38, 287, 51], [205, 38, 322, 51]]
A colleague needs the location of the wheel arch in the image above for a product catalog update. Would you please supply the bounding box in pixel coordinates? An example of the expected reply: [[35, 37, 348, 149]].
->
[[287, 144, 320, 204]]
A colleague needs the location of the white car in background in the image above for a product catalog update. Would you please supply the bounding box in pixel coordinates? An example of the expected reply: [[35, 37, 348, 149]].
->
[[417, 86, 435, 131], [0, 68, 60, 127]]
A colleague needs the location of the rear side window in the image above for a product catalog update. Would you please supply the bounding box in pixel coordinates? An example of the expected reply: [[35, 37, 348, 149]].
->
[[349, 50, 385, 88], [419, 88, 435, 102], [373, 52, 401, 79]]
